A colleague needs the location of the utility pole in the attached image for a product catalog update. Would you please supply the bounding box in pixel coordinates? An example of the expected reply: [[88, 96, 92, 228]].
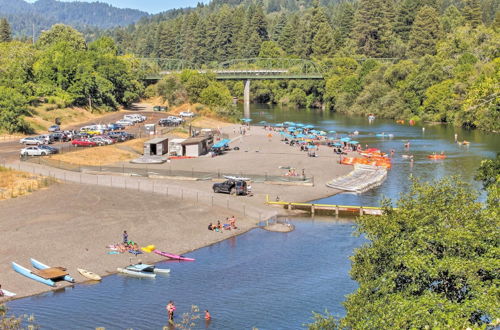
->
[[32, 23, 35, 45]]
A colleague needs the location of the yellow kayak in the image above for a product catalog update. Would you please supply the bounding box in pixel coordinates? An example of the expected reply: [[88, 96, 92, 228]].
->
[[141, 245, 156, 253], [77, 268, 102, 281]]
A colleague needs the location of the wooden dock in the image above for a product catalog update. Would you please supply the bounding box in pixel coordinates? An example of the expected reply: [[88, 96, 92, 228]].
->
[[265, 195, 391, 216]]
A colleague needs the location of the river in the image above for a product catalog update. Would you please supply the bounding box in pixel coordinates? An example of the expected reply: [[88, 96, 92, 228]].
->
[[7, 105, 499, 329]]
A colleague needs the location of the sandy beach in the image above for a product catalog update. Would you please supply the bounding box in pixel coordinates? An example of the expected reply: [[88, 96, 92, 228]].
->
[[0, 110, 357, 300]]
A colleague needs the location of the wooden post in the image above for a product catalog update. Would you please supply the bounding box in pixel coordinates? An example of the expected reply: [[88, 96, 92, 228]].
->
[[311, 204, 315, 216], [288, 202, 292, 210], [335, 205, 339, 216], [360, 206, 363, 216]]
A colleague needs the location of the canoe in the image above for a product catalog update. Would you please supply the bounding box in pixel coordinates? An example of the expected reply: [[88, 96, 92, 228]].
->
[[427, 155, 446, 159], [30, 258, 75, 283], [12, 262, 56, 287], [1, 289, 16, 297], [77, 268, 102, 281], [117, 268, 156, 278], [154, 249, 195, 261], [126, 263, 171, 274]]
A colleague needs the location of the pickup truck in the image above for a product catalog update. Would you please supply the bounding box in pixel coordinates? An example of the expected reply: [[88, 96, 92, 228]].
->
[[212, 180, 248, 195]]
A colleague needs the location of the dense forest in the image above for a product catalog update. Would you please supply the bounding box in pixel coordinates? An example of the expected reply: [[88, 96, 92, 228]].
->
[[109, 0, 499, 131], [0, 0, 148, 37]]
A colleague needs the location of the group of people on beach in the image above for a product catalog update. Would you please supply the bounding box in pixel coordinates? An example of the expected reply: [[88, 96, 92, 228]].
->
[[208, 216, 237, 232]]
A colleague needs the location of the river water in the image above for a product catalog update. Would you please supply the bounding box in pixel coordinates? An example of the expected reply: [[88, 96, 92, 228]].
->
[[7, 105, 499, 329]]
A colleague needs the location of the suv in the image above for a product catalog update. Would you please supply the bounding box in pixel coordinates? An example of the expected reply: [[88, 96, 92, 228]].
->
[[213, 180, 247, 195]]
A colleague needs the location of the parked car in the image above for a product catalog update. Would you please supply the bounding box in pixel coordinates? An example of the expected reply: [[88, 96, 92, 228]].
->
[[124, 114, 146, 123], [107, 123, 125, 131], [37, 134, 54, 144], [180, 111, 195, 118], [212, 180, 248, 195], [153, 106, 167, 112], [19, 137, 45, 145], [90, 136, 113, 145], [72, 139, 97, 147], [116, 119, 135, 126], [20, 146, 49, 156], [50, 132, 69, 142], [38, 145, 59, 154], [48, 125, 60, 132], [63, 130, 76, 140]]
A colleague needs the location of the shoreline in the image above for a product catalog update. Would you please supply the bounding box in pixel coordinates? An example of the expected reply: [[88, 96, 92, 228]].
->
[[1, 119, 356, 302]]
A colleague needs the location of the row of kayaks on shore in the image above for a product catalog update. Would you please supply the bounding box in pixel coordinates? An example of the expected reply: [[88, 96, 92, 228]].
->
[[8, 251, 195, 293]]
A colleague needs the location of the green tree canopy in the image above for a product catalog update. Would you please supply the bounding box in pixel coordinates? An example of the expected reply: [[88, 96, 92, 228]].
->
[[0, 18, 12, 42], [408, 6, 442, 57], [37, 24, 86, 50]]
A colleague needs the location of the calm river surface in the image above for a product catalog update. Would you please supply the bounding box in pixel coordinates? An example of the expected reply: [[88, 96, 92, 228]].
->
[[8, 105, 499, 329]]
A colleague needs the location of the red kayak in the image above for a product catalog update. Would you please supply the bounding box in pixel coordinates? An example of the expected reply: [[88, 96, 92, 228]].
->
[[154, 249, 195, 261]]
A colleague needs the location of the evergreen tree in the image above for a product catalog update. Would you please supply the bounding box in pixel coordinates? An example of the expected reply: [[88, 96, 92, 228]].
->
[[353, 0, 394, 57], [294, 16, 313, 58], [155, 22, 176, 58], [278, 14, 298, 55], [408, 6, 441, 57], [336, 2, 355, 43], [394, 0, 419, 41], [0, 18, 12, 42], [312, 22, 337, 58], [310, 0, 329, 41], [463, 0, 482, 28], [271, 13, 287, 42], [249, 4, 268, 41]]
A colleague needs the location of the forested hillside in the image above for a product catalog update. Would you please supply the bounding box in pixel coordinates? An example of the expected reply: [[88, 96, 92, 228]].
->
[[0, 0, 148, 37], [111, 0, 499, 131], [0, 24, 143, 133]]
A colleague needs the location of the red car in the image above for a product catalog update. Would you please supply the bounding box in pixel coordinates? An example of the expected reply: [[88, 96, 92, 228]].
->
[[72, 139, 97, 147]]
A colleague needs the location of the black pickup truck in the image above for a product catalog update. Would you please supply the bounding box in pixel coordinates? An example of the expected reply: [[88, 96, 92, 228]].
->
[[212, 180, 248, 195]]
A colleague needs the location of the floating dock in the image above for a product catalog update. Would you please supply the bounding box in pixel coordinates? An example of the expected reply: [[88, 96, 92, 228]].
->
[[266, 195, 391, 216], [326, 164, 387, 193]]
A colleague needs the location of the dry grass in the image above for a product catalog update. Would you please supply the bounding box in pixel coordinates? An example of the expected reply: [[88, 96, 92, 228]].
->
[[23, 104, 119, 133], [0, 166, 54, 201], [191, 116, 234, 129], [49, 139, 148, 166]]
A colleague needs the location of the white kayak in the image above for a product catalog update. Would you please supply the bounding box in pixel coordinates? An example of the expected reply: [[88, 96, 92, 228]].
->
[[77, 268, 102, 281], [153, 268, 171, 274], [117, 268, 156, 278], [1, 289, 16, 297]]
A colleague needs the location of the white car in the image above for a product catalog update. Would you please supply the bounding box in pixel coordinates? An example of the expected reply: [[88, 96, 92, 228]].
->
[[167, 116, 183, 123], [19, 137, 46, 145], [20, 146, 49, 156], [124, 114, 146, 123], [116, 119, 135, 126], [180, 111, 195, 118]]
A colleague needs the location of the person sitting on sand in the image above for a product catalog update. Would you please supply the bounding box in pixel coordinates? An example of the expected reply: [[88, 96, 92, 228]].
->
[[208, 223, 214, 231], [0, 284, 4, 297], [217, 220, 223, 232], [229, 216, 237, 229]]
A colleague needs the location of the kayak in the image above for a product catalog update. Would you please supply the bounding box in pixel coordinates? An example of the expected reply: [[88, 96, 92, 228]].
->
[[154, 249, 195, 261], [117, 267, 156, 278], [141, 245, 156, 253], [12, 262, 56, 287], [427, 155, 447, 159], [30, 258, 75, 283], [1, 289, 16, 297], [77, 268, 102, 281]]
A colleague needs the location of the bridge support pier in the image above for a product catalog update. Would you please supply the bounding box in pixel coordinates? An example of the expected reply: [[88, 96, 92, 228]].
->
[[244, 79, 250, 119]]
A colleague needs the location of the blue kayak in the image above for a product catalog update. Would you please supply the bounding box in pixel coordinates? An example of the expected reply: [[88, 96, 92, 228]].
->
[[30, 258, 75, 283], [12, 262, 56, 287]]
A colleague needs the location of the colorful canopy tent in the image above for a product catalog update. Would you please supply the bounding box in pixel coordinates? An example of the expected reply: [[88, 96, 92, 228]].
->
[[211, 139, 231, 149]]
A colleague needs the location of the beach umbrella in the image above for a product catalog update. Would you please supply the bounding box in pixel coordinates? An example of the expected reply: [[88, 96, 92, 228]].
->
[[333, 142, 342, 147], [350, 140, 359, 145], [304, 124, 314, 129], [318, 131, 327, 136], [340, 137, 351, 142], [259, 120, 267, 124], [295, 134, 306, 138], [274, 123, 284, 127], [287, 127, 296, 131], [328, 130, 336, 134], [307, 145, 317, 149], [296, 123, 305, 127]]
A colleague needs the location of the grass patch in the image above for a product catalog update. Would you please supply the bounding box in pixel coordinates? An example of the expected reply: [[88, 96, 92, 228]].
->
[[0, 166, 55, 200]]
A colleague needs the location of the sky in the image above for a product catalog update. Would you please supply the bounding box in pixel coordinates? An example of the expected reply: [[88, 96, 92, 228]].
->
[[25, 0, 210, 14]]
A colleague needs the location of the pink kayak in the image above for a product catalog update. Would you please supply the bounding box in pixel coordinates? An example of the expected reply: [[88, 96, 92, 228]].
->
[[154, 249, 195, 261]]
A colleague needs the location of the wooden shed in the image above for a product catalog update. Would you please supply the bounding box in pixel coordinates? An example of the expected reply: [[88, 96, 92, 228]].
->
[[144, 137, 168, 156], [181, 136, 213, 157]]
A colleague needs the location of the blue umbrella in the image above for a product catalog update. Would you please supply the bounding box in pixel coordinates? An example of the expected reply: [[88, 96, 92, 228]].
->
[[274, 123, 284, 127], [350, 140, 360, 145], [287, 127, 296, 131], [307, 145, 317, 149], [340, 137, 351, 142], [295, 134, 306, 138], [318, 131, 327, 136], [304, 124, 314, 129], [333, 142, 342, 147], [259, 120, 267, 124], [328, 130, 336, 133], [296, 123, 305, 127]]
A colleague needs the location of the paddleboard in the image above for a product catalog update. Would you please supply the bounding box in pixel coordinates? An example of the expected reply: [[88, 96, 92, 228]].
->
[[77, 268, 102, 281], [153, 249, 195, 261], [1, 289, 16, 297]]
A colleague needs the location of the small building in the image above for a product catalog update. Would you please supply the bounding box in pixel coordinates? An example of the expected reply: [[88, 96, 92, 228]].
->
[[144, 137, 168, 156], [181, 136, 213, 157], [168, 138, 186, 156]]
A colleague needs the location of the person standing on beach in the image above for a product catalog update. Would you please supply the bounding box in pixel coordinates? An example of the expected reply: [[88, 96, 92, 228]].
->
[[123, 230, 128, 244]]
